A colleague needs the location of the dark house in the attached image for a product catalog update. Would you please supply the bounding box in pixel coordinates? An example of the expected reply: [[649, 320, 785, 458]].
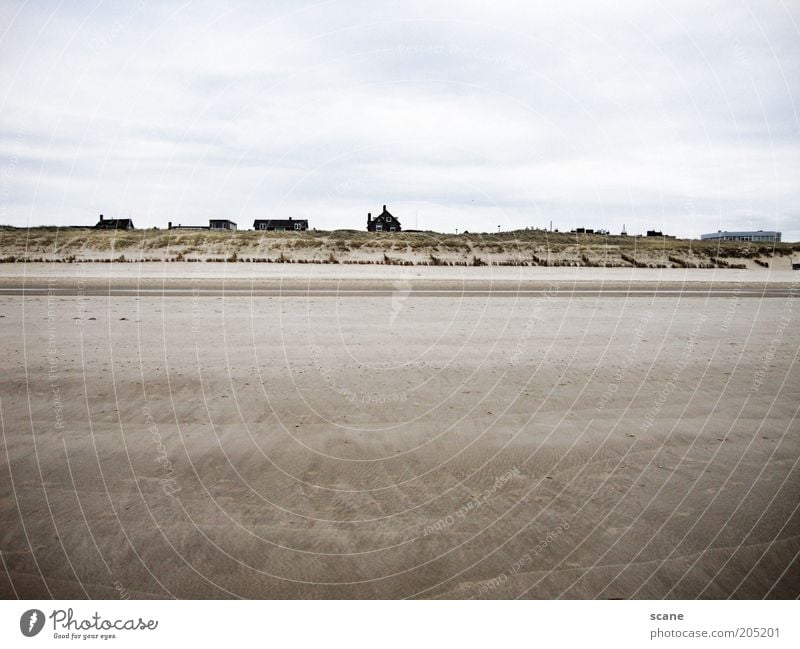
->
[[367, 205, 401, 232], [253, 218, 308, 231], [95, 214, 134, 230], [168, 219, 237, 231], [167, 222, 206, 231], [646, 229, 676, 239], [209, 219, 236, 231]]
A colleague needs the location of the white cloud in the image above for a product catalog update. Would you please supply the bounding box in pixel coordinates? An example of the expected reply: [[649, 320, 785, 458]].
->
[[0, 0, 798, 238]]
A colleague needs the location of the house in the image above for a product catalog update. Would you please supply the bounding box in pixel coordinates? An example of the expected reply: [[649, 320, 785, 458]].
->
[[167, 222, 206, 231], [646, 230, 676, 239], [167, 219, 236, 231], [367, 205, 401, 232], [95, 214, 134, 230], [209, 219, 236, 231], [701, 230, 781, 243], [253, 218, 308, 231]]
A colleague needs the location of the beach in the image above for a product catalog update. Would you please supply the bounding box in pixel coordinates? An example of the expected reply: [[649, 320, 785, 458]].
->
[[0, 264, 798, 598]]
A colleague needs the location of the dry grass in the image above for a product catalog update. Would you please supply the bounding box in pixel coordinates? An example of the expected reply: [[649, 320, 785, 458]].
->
[[1, 227, 797, 267]]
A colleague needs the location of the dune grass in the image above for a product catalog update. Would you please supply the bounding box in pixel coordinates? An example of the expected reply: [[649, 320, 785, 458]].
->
[[1, 226, 797, 266]]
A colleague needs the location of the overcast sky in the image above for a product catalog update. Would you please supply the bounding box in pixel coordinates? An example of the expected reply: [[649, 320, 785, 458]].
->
[[1, 0, 798, 238]]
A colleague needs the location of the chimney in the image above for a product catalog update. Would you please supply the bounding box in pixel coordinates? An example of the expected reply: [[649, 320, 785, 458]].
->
[[367, 212, 372, 225], [99, 214, 104, 221], [168, 221, 172, 229], [383, 204, 387, 212], [289, 217, 293, 222]]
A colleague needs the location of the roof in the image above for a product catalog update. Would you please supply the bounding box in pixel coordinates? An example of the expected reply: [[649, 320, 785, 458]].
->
[[253, 218, 308, 225], [374, 207, 400, 223], [95, 218, 134, 229]]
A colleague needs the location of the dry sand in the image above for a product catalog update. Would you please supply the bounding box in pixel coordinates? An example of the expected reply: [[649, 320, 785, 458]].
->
[[1, 264, 798, 598]]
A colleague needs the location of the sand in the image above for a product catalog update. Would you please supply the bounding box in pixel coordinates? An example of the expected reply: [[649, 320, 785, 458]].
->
[[0, 264, 798, 598]]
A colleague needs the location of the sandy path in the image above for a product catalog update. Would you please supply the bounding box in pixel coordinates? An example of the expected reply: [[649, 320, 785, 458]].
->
[[1, 262, 797, 283]]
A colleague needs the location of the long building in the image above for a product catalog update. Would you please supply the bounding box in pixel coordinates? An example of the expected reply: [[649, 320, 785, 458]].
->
[[167, 219, 236, 231], [253, 218, 308, 231], [701, 230, 781, 242], [95, 214, 134, 230]]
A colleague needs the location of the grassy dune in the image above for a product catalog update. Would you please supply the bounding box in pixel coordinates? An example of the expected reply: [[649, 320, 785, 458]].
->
[[1, 227, 798, 269]]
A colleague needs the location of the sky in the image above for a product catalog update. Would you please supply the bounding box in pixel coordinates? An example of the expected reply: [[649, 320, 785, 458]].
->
[[1, 0, 798, 239]]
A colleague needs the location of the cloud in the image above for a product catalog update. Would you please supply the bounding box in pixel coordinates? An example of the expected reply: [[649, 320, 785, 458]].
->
[[0, 0, 798, 238]]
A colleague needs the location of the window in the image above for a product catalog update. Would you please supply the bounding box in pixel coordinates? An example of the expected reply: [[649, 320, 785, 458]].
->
[[294, 222, 301, 230], [376, 224, 383, 232], [390, 226, 396, 231], [259, 223, 266, 230]]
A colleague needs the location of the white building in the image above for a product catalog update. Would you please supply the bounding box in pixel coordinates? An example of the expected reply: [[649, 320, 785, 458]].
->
[[701, 230, 781, 242]]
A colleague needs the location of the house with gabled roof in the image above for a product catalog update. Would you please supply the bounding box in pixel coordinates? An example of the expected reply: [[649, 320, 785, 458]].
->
[[95, 214, 134, 230], [367, 205, 401, 232]]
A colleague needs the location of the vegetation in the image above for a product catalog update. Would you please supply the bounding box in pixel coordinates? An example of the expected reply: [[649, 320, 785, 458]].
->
[[0, 227, 797, 268]]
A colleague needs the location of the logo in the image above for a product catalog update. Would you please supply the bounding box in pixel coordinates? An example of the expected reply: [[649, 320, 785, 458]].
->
[[20, 609, 45, 637]]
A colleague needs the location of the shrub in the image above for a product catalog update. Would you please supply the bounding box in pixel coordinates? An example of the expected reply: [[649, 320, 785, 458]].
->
[[668, 255, 696, 268], [620, 253, 647, 268]]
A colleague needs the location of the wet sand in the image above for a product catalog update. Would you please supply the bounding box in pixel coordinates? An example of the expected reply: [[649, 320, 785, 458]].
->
[[0, 265, 798, 598]]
